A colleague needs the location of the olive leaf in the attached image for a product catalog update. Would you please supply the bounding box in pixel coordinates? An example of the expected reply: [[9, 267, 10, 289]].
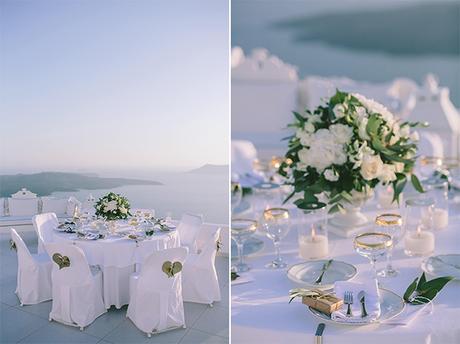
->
[[231, 272, 239, 281], [403, 272, 453, 304], [411, 174, 425, 193]]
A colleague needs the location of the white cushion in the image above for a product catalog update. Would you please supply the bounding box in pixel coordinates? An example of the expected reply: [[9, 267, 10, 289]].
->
[[8, 198, 39, 217], [41, 198, 68, 215]]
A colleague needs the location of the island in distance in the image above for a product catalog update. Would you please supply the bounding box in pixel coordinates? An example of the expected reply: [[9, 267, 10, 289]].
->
[[0, 172, 162, 197], [188, 164, 228, 175]]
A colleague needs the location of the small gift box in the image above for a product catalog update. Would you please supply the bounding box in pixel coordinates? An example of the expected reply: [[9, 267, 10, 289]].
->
[[290, 289, 343, 315], [302, 293, 343, 315]]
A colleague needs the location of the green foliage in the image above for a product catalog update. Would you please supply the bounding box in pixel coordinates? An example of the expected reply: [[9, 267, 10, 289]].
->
[[403, 272, 454, 304]]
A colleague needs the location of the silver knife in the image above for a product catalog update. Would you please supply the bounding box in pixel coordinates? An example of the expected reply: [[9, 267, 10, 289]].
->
[[314, 259, 333, 284], [358, 290, 368, 318], [315, 323, 325, 344]]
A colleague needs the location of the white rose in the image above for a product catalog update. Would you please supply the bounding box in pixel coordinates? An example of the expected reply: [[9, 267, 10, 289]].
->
[[105, 200, 118, 212], [296, 129, 313, 146], [380, 164, 397, 183], [304, 121, 315, 133], [324, 169, 339, 182], [355, 106, 367, 120], [393, 162, 405, 173], [392, 122, 400, 135], [400, 125, 410, 138], [358, 118, 370, 140], [410, 131, 420, 141], [119, 206, 127, 214], [360, 153, 384, 180], [297, 162, 308, 171], [297, 148, 310, 165], [333, 104, 346, 119], [330, 124, 353, 144]]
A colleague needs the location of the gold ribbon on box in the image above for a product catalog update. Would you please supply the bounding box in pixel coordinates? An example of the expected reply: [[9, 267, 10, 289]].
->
[[289, 288, 343, 314]]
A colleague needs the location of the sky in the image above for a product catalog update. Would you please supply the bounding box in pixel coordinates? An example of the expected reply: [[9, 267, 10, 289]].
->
[[0, 0, 229, 174]]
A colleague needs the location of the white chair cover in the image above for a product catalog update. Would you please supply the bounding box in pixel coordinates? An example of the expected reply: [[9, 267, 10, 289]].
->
[[8, 198, 39, 216], [182, 227, 221, 305], [41, 198, 68, 215], [45, 243, 106, 329], [10, 228, 52, 305], [33, 213, 58, 254], [176, 213, 203, 253], [127, 247, 188, 336]]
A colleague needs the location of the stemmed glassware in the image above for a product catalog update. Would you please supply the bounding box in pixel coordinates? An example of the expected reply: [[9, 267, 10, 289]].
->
[[375, 214, 404, 277], [231, 219, 258, 272], [262, 208, 290, 269], [353, 232, 393, 280]]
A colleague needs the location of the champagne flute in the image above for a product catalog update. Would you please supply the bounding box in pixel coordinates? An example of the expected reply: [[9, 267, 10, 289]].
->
[[231, 219, 258, 272], [262, 208, 290, 269], [354, 232, 392, 280], [375, 214, 404, 277]]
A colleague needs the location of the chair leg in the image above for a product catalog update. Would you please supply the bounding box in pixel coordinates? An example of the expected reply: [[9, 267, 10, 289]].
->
[[49, 318, 52, 322], [147, 333, 151, 338], [20, 303, 24, 307], [80, 327, 84, 331], [209, 302, 213, 308]]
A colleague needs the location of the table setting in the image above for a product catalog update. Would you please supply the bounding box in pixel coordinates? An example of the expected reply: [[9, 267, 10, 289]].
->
[[51, 192, 179, 309], [231, 90, 460, 343]]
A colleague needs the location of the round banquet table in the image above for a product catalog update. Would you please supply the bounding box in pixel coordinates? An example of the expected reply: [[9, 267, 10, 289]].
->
[[51, 222, 180, 309], [231, 192, 460, 344]]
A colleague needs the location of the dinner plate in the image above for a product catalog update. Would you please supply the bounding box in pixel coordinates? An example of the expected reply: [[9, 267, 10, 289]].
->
[[421, 254, 460, 280], [231, 237, 264, 259], [287, 260, 357, 290], [308, 288, 405, 326]]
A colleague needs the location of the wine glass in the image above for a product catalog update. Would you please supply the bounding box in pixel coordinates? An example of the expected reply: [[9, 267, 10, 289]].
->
[[231, 219, 258, 272], [262, 208, 290, 269], [231, 181, 243, 212], [375, 214, 404, 277], [354, 232, 393, 280]]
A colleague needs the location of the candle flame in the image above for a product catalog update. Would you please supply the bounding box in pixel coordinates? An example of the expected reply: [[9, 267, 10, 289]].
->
[[311, 225, 316, 241], [416, 225, 421, 236]]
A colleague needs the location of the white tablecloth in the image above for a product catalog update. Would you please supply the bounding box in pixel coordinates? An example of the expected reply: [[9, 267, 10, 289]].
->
[[52, 224, 179, 308], [232, 196, 460, 344]]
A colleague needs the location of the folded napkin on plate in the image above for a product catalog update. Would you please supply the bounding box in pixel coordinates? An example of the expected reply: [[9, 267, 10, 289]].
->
[[331, 279, 380, 324]]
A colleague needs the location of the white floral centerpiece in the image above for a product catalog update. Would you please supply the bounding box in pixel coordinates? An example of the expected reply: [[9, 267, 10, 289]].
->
[[94, 192, 131, 221], [279, 90, 424, 214]]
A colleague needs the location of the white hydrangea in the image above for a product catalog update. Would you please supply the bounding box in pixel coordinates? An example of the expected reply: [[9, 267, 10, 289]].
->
[[330, 124, 353, 144], [358, 118, 370, 140], [352, 93, 395, 126]]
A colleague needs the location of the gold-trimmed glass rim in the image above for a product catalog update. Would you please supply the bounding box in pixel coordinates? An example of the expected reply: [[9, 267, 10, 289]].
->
[[263, 207, 289, 220], [354, 232, 392, 249], [375, 213, 402, 226], [419, 156, 443, 166], [231, 218, 258, 230]]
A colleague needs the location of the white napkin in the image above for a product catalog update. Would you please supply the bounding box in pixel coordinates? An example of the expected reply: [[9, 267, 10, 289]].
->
[[331, 279, 380, 324]]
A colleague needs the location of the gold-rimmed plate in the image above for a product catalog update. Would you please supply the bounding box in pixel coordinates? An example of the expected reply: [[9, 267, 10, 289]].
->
[[287, 260, 357, 290], [308, 288, 405, 326]]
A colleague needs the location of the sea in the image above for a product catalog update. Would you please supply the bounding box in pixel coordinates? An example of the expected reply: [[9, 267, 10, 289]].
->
[[232, 0, 460, 106], [49, 170, 228, 224]]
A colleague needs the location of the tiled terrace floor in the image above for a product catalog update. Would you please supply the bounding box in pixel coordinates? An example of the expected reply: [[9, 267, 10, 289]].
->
[[0, 230, 229, 344]]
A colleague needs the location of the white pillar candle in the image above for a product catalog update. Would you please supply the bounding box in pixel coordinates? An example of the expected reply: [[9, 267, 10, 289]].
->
[[299, 227, 329, 259], [432, 208, 448, 229], [404, 226, 435, 256]]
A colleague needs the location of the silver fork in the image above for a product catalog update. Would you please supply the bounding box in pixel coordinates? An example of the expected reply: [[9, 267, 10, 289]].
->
[[344, 291, 353, 317]]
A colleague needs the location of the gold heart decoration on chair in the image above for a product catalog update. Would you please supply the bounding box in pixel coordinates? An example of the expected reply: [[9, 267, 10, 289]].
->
[[162, 261, 183, 278], [52, 253, 71, 270]]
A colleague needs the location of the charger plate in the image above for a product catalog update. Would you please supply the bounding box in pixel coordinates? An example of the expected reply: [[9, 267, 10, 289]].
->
[[308, 288, 405, 326]]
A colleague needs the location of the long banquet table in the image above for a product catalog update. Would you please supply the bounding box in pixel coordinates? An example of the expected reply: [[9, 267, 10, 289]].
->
[[231, 196, 460, 344]]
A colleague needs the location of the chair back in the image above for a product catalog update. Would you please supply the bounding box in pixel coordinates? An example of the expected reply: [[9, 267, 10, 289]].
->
[[45, 243, 93, 287], [196, 227, 221, 266], [10, 228, 35, 267], [32, 213, 58, 245], [138, 247, 188, 292], [177, 213, 203, 249]]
